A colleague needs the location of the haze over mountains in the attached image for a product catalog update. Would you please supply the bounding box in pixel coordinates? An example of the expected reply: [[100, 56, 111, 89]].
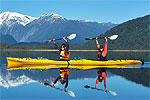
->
[[0, 11, 117, 44]]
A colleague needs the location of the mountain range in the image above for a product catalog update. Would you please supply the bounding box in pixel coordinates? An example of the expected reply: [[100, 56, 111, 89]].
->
[[0, 11, 117, 44], [0, 34, 17, 44]]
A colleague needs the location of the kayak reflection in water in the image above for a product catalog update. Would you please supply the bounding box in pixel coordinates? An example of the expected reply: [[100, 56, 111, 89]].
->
[[52, 68, 70, 92], [95, 68, 107, 92], [52, 37, 70, 92], [96, 36, 108, 61]]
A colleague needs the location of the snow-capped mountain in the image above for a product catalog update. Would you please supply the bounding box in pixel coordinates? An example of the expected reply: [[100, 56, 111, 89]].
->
[[0, 11, 37, 26], [0, 11, 117, 44], [40, 13, 67, 21], [0, 73, 36, 88]]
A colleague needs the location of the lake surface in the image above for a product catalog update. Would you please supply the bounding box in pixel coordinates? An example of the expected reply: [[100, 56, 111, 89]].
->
[[0, 51, 150, 100]]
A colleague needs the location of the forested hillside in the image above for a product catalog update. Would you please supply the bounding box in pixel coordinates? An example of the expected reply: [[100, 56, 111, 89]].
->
[[85, 15, 150, 50]]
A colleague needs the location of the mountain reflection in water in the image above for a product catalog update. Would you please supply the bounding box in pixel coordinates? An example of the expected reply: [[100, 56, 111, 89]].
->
[[0, 51, 149, 99], [1, 63, 149, 88]]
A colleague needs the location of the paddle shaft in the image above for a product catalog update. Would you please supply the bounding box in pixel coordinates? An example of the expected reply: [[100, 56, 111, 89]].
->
[[85, 35, 118, 40], [85, 37, 107, 40], [45, 37, 64, 43], [84, 85, 106, 92], [45, 33, 76, 43], [84, 85, 117, 96], [44, 82, 75, 97], [52, 37, 63, 41]]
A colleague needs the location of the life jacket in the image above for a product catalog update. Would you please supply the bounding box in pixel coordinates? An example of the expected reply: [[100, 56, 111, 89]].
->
[[60, 69, 70, 78], [60, 50, 70, 60], [97, 51, 106, 61]]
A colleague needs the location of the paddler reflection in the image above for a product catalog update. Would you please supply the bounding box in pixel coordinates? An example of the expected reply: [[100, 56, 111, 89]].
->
[[52, 36, 70, 92], [95, 68, 107, 92], [52, 68, 69, 92], [95, 36, 108, 92]]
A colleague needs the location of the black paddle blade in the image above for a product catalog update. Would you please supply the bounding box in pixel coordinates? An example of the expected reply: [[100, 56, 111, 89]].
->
[[84, 85, 90, 88], [44, 40, 52, 43], [45, 41, 49, 43], [85, 38, 93, 40], [44, 83, 49, 86]]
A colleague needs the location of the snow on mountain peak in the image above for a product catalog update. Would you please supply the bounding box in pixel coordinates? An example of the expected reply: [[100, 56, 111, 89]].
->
[[48, 13, 62, 18], [0, 73, 36, 88], [39, 13, 66, 22], [0, 11, 37, 26], [79, 20, 90, 22], [41, 13, 62, 18]]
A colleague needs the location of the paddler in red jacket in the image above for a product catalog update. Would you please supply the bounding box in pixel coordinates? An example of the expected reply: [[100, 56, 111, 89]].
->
[[52, 37, 70, 92], [95, 36, 108, 92], [96, 36, 108, 61]]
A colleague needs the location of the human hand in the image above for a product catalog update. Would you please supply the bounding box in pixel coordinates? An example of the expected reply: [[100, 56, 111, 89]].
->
[[105, 36, 108, 41], [96, 37, 98, 40], [62, 88, 66, 92], [95, 86, 97, 88], [52, 84, 55, 88], [63, 37, 67, 42], [53, 39, 56, 44]]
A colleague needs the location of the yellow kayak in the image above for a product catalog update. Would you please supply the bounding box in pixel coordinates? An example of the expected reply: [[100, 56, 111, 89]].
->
[[7, 64, 141, 70], [7, 57, 142, 67]]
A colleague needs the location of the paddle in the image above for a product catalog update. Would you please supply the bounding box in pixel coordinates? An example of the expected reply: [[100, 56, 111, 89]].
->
[[45, 34, 76, 43], [85, 35, 118, 40], [44, 83, 75, 97], [84, 85, 117, 96]]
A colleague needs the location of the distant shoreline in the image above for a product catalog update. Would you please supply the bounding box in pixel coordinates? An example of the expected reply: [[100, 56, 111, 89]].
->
[[1, 49, 150, 52]]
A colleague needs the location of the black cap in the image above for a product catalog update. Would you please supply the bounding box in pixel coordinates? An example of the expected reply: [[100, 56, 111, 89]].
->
[[61, 43, 66, 47]]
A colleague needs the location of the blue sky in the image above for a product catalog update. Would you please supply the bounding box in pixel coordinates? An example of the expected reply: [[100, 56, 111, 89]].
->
[[0, 0, 149, 24]]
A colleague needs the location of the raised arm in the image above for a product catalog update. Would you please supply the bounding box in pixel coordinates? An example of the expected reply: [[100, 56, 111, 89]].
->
[[103, 36, 108, 56], [63, 37, 69, 53], [102, 72, 107, 92], [63, 74, 69, 92], [53, 39, 61, 51], [95, 77, 99, 88], [52, 75, 61, 88], [96, 37, 100, 49]]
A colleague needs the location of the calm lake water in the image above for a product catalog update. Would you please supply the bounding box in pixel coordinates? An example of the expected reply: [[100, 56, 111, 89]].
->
[[0, 51, 150, 100]]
